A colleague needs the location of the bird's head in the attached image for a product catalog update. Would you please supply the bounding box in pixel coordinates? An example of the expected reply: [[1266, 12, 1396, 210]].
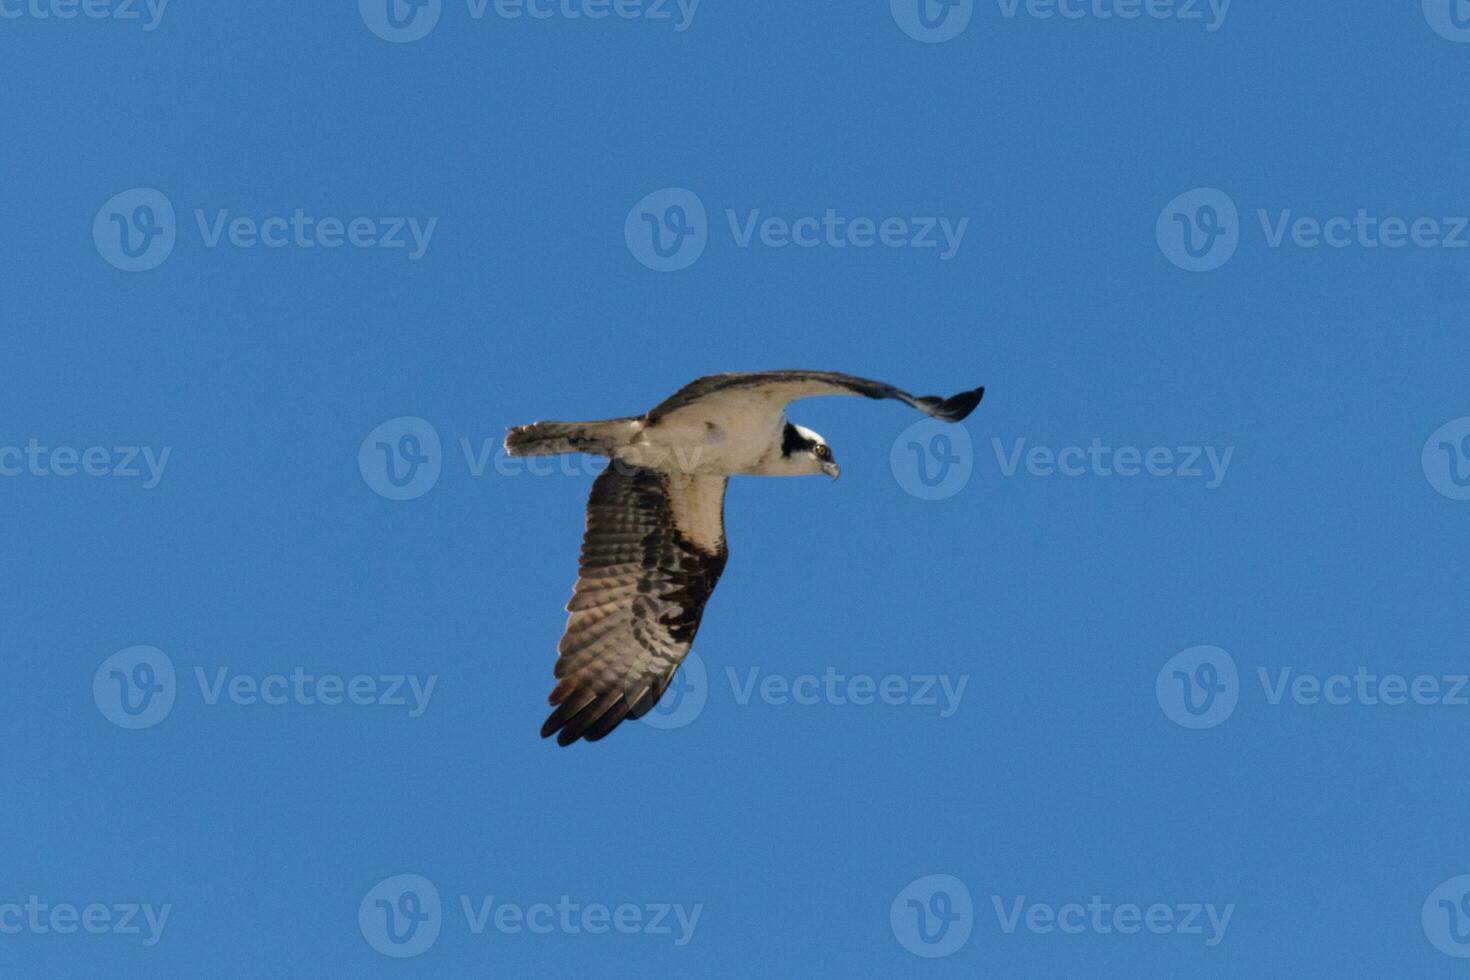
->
[[778, 422, 840, 480]]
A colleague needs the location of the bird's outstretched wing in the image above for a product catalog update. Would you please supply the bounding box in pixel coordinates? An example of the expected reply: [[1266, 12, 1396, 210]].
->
[[645, 370, 984, 429], [541, 465, 729, 746]]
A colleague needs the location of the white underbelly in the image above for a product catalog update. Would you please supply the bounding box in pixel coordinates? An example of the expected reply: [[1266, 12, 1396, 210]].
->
[[622, 417, 773, 475]]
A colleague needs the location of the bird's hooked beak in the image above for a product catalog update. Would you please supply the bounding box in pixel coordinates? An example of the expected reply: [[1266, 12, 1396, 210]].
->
[[821, 461, 841, 480]]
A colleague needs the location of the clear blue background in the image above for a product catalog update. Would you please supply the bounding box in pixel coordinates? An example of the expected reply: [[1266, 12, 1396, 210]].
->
[[3, 1, 1469, 976]]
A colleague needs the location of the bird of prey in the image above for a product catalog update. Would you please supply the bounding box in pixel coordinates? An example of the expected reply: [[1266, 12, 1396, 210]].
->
[[505, 370, 985, 746]]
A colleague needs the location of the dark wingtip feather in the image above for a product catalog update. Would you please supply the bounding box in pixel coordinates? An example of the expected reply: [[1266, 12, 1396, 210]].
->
[[540, 689, 597, 741], [545, 690, 628, 746], [540, 711, 569, 740], [925, 386, 984, 422]]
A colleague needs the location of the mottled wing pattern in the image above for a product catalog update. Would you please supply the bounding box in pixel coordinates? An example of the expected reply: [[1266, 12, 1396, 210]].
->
[[645, 370, 985, 427], [542, 465, 729, 746]]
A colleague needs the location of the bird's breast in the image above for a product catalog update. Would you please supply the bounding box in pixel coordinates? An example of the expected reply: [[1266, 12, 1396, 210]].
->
[[628, 417, 769, 475]]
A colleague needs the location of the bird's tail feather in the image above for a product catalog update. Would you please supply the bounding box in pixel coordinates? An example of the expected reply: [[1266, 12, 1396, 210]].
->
[[504, 418, 633, 457]]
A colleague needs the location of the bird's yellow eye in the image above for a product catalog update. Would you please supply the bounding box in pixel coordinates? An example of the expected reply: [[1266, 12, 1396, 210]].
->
[[816, 445, 831, 460]]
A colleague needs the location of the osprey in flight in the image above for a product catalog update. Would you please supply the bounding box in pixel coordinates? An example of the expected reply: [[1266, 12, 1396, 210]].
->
[[505, 370, 984, 746]]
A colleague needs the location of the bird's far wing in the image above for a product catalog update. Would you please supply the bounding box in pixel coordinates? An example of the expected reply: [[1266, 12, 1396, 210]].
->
[[541, 465, 729, 746], [645, 370, 984, 428]]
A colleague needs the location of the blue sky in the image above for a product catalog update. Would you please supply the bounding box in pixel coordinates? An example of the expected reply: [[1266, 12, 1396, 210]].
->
[[3, 1, 1470, 976]]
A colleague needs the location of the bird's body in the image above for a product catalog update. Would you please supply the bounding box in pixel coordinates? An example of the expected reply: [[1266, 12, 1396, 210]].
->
[[506, 370, 984, 746]]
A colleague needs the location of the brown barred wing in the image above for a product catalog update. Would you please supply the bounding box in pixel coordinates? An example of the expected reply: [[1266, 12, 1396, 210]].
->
[[541, 465, 729, 746]]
